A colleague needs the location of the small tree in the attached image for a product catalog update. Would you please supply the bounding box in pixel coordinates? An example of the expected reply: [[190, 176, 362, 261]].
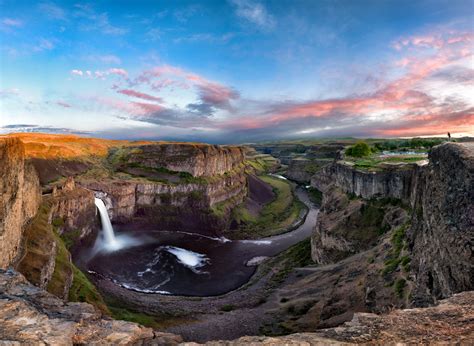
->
[[346, 141, 371, 157]]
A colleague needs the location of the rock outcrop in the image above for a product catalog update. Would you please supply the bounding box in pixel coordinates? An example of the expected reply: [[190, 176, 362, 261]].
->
[[49, 178, 98, 241], [120, 144, 245, 177], [311, 185, 408, 264], [16, 178, 98, 299], [190, 291, 474, 345], [311, 159, 419, 202], [286, 158, 331, 184], [0, 269, 182, 345], [408, 142, 474, 305], [0, 138, 41, 269]]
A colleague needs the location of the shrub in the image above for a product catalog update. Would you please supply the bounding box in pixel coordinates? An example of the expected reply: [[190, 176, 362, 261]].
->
[[220, 304, 234, 312], [394, 278, 406, 298], [346, 141, 371, 157]]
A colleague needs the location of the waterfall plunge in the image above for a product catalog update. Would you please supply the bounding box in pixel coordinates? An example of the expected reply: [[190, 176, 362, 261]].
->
[[93, 197, 146, 253], [94, 197, 121, 251]]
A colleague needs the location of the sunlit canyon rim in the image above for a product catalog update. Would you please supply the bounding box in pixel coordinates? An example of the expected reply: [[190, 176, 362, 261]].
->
[[1, 0, 473, 344]]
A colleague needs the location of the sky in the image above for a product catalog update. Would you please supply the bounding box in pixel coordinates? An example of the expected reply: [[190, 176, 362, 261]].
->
[[0, 0, 473, 143]]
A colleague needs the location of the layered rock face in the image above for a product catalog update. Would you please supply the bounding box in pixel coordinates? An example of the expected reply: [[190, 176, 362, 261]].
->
[[408, 143, 474, 305], [0, 269, 182, 345], [16, 178, 98, 299], [50, 177, 97, 240], [0, 138, 41, 269], [81, 143, 248, 232], [84, 171, 247, 232], [311, 160, 418, 202], [122, 144, 245, 177]]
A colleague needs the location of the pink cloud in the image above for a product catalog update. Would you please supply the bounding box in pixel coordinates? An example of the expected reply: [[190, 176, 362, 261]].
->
[[216, 30, 473, 137], [133, 64, 239, 108], [117, 89, 162, 102], [56, 101, 71, 108], [131, 102, 165, 115], [71, 69, 83, 76], [108, 68, 128, 77]]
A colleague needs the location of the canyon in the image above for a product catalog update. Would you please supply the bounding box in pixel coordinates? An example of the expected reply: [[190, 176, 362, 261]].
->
[[0, 134, 472, 344]]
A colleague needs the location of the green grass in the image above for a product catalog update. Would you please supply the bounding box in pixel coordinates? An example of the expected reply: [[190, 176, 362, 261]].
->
[[349, 155, 427, 171], [231, 175, 306, 239], [47, 232, 73, 298], [267, 239, 313, 287], [109, 306, 164, 328], [382, 223, 410, 276], [259, 175, 293, 215], [107, 297, 193, 329], [69, 265, 110, 314], [60, 229, 82, 249]]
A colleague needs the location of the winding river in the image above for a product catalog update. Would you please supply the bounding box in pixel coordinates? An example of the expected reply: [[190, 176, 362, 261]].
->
[[77, 184, 318, 297]]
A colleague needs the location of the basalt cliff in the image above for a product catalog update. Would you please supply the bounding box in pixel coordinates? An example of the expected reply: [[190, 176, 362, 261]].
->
[[0, 138, 41, 269], [0, 135, 472, 345]]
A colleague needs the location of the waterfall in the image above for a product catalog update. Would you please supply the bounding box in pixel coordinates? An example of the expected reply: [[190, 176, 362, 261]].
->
[[94, 197, 119, 249]]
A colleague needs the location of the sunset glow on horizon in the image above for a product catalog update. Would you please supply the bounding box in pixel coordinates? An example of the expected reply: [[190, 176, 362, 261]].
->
[[1, 0, 473, 142]]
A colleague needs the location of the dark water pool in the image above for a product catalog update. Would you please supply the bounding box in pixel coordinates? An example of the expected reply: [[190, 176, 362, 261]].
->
[[77, 186, 318, 296]]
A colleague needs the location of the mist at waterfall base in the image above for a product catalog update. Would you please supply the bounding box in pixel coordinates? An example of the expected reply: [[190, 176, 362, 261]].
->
[[92, 198, 146, 254], [79, 189, 317, 296]]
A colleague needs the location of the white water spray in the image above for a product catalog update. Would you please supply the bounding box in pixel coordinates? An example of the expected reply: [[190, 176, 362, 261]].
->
[[92, 197, 147, 254], [94, 197, 120, 251]]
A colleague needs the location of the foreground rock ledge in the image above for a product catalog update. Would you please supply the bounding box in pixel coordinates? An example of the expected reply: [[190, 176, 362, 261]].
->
[[1, 270, 473, 345], [186, 291, 474, 345], [0, 269, 182, 345]]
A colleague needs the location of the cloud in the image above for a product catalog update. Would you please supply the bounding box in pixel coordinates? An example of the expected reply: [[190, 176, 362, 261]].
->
[[146, 28, 161, 41], [1, 18, 23, 27], [230, 0, 275, 30], [75, 4, 127, 35], [70, 68, 128, 79], [117, 89, 162, 102], [66, 28, 473, 141], [132, 65, 239, 111], [85, 54, 121, 65], [108, 68, 128, 77], [38, 2, 66, 20], [174, 5, 200, 23], [2, 124, 37, 129], [56, 101, 71, 108], [174, 33, 234, 44], [32, 38, 55, 52], [0, 124, 90, 135], [0, 88, 20, 98]]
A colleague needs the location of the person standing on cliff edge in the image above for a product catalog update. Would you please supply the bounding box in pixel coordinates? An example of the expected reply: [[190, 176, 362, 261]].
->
[[448, 132, 451, 141]]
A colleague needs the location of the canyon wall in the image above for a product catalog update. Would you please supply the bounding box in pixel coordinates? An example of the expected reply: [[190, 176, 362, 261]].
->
[[286, 158, 332, 184], [120, 143, 245, 177], [311, 159, 419, 202], [80, 142, 248, 233], [408, 143, 474, 305], [16, 177, 99, 299], [83, 170, 246, 233], [49, 177, 97, 240], [0, 138, 41, 269], [310, 142, 474, 307]]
